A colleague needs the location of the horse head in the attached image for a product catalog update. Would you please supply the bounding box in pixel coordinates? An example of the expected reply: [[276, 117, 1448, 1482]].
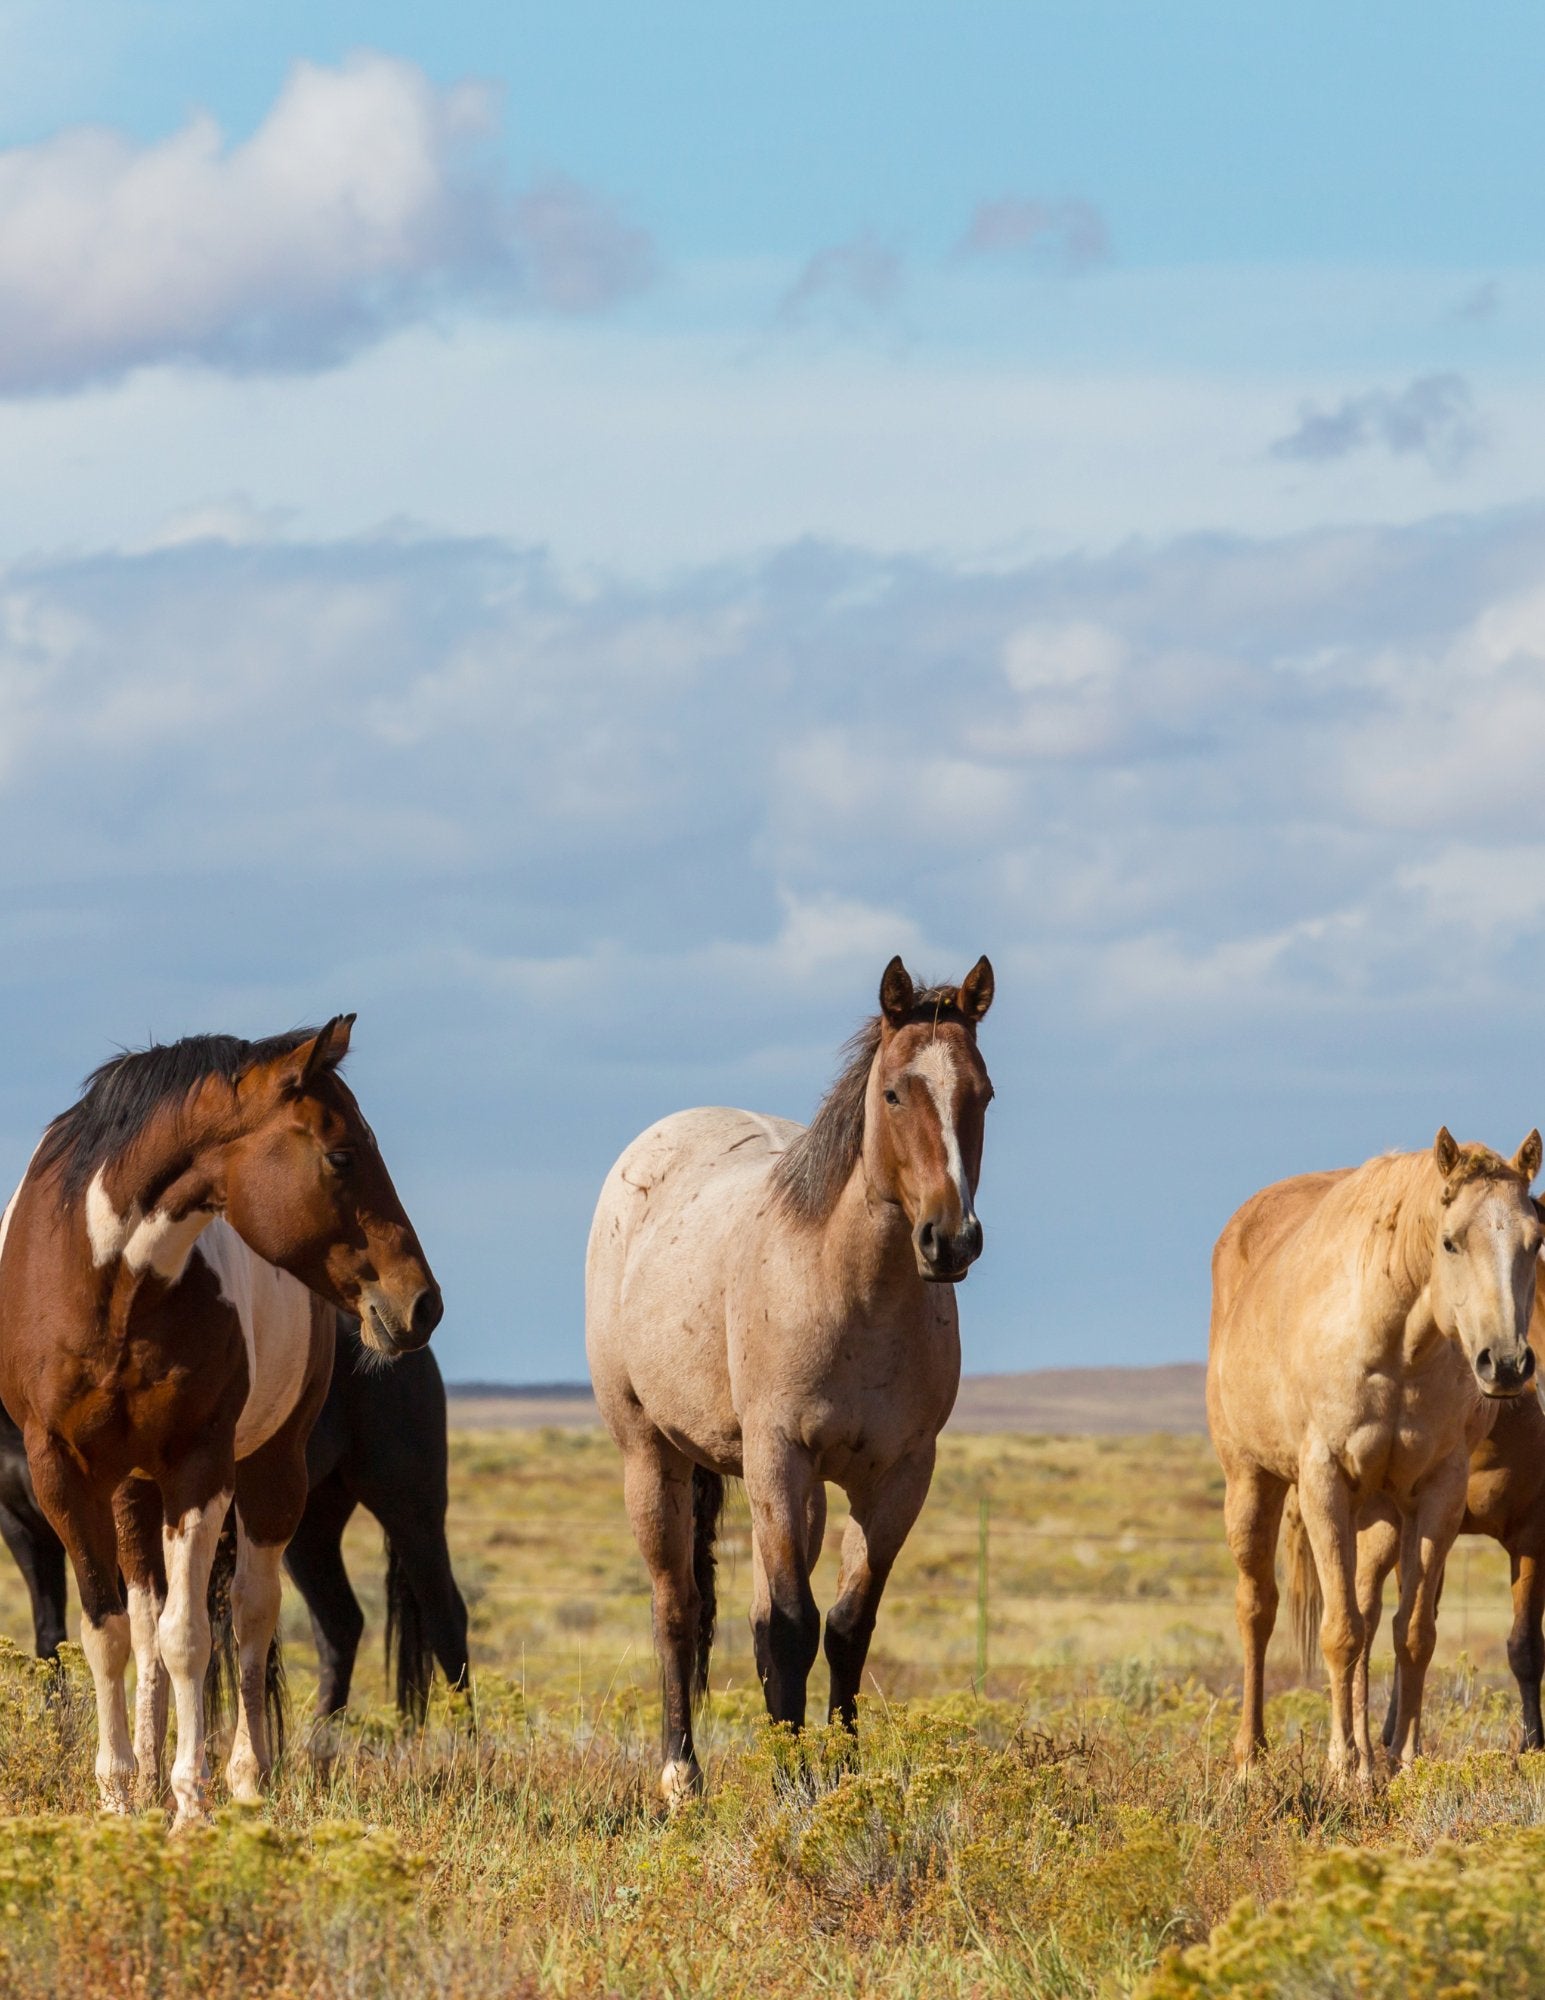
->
[[219, 1015, 442, 1356], [866, 955, 995, 1283], [1430, 1125, 1543, 1398]]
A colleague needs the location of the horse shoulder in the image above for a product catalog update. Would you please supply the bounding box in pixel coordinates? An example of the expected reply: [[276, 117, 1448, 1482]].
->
[[192, 1221, 324, 1459]]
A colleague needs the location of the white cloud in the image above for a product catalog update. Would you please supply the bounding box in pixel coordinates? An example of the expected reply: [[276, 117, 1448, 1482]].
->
[[0, 53, 654, 394]]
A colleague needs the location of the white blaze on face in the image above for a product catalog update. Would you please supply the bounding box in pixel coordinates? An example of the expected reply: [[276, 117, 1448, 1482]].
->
[[907, 1039, 975, 1225]]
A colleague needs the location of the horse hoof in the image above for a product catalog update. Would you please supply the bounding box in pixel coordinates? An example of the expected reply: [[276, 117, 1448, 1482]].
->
[[659, 1759, 702, 1810]]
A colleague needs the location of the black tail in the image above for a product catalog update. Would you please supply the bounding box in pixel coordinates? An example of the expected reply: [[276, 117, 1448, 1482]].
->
[[205, 1507, 287, 1761], [384, 1536, 433, 1724], [691, 1466, 724, 1705]]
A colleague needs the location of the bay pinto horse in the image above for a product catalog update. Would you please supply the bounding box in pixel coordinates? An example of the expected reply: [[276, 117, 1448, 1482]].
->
[[0, 1312, 469, 1724], [0, 1017, 441, 1827], [1209, 1128, 1542, 1784], [587, 955, 994, 1805]]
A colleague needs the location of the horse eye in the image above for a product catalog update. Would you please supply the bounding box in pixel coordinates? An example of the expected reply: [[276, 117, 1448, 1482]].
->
[[1442, 1237, 1458, 1255], [883, 1089, 900, 1106], [325, 1149, 354, 1175]]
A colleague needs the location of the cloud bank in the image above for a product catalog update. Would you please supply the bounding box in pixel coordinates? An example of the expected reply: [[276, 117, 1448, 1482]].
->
[[4, 508, 1545, 1373], [0, 52, 654, 395]]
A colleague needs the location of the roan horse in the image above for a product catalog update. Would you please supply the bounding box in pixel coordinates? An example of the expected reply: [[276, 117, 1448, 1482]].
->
[[1209, 1128, 1542, 1783], [0, 1018, 441, 1827], [587, 955, 994, 1803], [0, 1312, 469, 1724]]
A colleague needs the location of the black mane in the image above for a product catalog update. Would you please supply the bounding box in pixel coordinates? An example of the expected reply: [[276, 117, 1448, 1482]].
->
[[770, 984, 964, 1227], [36, 1028, 324, 1205]]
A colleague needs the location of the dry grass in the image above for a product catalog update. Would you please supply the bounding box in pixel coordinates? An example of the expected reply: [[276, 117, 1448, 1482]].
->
[[0, 1426, 1534, 1997]]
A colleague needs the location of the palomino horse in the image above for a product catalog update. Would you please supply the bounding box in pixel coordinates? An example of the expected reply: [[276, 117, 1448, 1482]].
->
[[0, 1018, 441, 1827], [1209, 1128, 1541, 1782], [587, 955, 994, 1803], [1330, 1374, 1545, 1756]]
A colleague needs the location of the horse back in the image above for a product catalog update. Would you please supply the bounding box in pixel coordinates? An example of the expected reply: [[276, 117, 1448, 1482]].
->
[[586, 1107, 798, 1470]]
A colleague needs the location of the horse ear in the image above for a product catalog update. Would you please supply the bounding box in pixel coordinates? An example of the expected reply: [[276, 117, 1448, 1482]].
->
[[243, 1015, 356, 1102], [879, 957, 915, 1026], [1516, 1129, 1543, 1186], [958, 956, 994, 1022], [1434, 1127, 1460, 1178]]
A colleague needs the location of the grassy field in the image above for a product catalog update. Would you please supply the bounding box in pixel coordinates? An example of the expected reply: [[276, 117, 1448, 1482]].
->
[[0, 1424, 1535, 1997]]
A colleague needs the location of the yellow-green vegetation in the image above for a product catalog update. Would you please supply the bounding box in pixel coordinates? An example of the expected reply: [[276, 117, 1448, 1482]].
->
[[0, 1426, 1534, 1998]]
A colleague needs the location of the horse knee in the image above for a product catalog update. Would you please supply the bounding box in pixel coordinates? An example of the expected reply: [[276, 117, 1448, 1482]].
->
[[1321, 1605, 1363, 1673]]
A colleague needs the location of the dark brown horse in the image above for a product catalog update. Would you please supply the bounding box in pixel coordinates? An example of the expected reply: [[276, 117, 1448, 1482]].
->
[[0, 1017, 440, 1827]]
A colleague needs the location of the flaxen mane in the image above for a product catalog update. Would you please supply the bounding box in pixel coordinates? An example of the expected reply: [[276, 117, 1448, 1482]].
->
[[36, 1029, 328, 1205], [772, 983, 968, 1226]]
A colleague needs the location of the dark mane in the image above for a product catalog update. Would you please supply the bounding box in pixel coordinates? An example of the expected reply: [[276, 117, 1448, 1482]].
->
[[771, 984, 964, 1227], [35, 1028, 325, 1205]]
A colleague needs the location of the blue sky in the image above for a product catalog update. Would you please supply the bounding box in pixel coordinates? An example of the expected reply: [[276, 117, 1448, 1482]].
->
[[1, 6, 1544, 1381]]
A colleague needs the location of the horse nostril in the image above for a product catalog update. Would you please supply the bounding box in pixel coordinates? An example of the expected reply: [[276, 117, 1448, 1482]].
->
[[1525, 1349, 1538, 1383], [410, 1284, 444, 1343], [918, 1221, 939, 1263], [1478, 1348, 1495, 1378], [965, 1218, 984, 1258]]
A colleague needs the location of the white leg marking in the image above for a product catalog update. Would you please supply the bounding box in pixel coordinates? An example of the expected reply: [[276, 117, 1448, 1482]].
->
[[158, 1495, 230, 1829], [80, 1612, 136, 1812], [226, 1527, 286, 1803], [128, 1580, 169, 1803]]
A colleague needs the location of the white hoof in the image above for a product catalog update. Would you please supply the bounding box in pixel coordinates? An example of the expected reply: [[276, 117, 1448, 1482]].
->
[[659, 1758, 702, 1809]]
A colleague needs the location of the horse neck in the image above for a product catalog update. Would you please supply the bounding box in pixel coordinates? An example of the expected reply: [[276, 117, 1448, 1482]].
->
[[809, 1151, 919, 1309], [78, 1097, 226, 1286], [1368, 1151, 1441, 1316]]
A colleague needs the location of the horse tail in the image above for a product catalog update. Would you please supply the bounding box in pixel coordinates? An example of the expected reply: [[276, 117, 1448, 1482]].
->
[[691, 1466, 725, 1706], [203, 1505, 287, 1759], [204, 1506, 239, 1735], [1282, 1486, 1323, 1682], [385, 1536, 433, 1725]]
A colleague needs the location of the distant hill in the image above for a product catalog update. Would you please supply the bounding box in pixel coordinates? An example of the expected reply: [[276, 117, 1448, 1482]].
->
[[446, 1362, 1209, 1437]]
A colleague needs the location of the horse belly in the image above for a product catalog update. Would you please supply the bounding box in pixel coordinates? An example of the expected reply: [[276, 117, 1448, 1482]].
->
[[193, 1223, 317, 1459]]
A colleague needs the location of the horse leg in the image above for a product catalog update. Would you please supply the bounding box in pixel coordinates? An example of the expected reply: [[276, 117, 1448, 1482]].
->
[[1221, 1457, 1286, 1769], [283, 1472, 362, 1718], [1507, 1543, 1545, 1753], [114, 1477, 170, 1805], [29, 1439, 134, 1811], [1353, 1500, 1398, 1769], [0, 1499, 68, 1660], [1387, 1458, 1467, 1770], [156, 1471, 232, 1828], [825, 1444, 935, 1729], [744, 1435, 820, 1730], [1296, 1450, 1366, 1782], [227, 1418, 315, 1801], [622, 1434, 704, 1804]]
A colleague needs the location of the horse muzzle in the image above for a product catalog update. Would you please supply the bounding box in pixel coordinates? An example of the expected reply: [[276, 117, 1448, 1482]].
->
[[1475, 1344, 1536, 1398], [360, 1280, 444, 1356], [914, 1214, 984, 1284]]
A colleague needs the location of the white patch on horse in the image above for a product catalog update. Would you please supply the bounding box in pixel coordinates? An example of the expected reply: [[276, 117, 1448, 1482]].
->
[[194, 1219, 317, 1458], [124, 1206, 215, 1282], [85, 1169, 134, 1268], [908, 1040, 975, 1224], [0, 1140, 41, 1273]]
